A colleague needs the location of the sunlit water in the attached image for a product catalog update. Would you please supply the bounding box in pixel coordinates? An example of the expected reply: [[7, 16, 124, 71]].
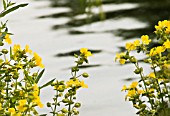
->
[[1, 0, 150, 115]]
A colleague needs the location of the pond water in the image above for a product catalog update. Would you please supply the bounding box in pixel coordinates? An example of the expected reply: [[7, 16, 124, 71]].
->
[[2, 0, 170, 115]]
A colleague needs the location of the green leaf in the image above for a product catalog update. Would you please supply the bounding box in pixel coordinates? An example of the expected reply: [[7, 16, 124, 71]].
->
[[0, 70, 6, 74], [3, 0, 7, 10], [35, 69, 45, 83], [39, 78, 55, 89], [8, 1, 16, 7], [10, 47, 12, 60], [27, 75, 34, 84], [0, 3, 28, 18], [39, 114, 47, 116], [24, 70, 34, 84]]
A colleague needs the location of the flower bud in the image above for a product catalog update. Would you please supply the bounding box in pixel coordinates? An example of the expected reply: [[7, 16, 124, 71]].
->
[[47, 102, 51, 107], [151, 110, 156, 114], [134, 69, 141, 74], [77, 60, 83, 65], [0, 41, 4, 46], [12, 74, 19, 79], [62, 98, 69, 103], [72, 67, 79, 72], [65, 93, 70, 98], [32, 73, 38, 77], [130, 56, 137, 63], [134, 67, 143, 74], [74, 54, 78, 58], [1, 49, 8, 54], [82, 72, 89, 78], [58, 93, 63, 97], [74, 103, 81, 108], [57, 113, 65, 116], [51, 82, 55, 86], [61, 108, 68, 113], [73, 108, 79, 115]]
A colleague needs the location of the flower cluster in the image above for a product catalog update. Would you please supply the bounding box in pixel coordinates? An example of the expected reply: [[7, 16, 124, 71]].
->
[[0, 1, 93, 116], [0, 1, 48, 114], [116, 20, 170, 115], [0, 32, 46, 115], [47, 48, 92, 116]]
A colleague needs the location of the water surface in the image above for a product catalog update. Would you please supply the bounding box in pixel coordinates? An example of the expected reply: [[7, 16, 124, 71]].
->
[[3, 0, 169, 115]]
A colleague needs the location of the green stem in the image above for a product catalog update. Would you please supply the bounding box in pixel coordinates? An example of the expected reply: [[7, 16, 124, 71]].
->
[[15, 79, 17, 90], [53, 90, 58, 116], [134, 63, 154, 109], [68, 94, 73, 116], [152, 64, 164, 103]]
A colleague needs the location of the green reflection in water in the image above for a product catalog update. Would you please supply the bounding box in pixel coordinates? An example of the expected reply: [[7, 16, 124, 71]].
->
[[38, 0, 170, 39], [36, 0, 170, 69]]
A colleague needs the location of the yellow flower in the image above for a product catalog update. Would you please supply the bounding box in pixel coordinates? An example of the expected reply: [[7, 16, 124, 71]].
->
[[165, 27, 170, 34], [8, 108, 16, 114], [126, 89, 136, 97], [33, 52, 44, 68], [125, 42, 136, 51], [149, 48, 157, 56], [149, 46, 166, 57], [141, 35, 151, 45], [32, 84, 44, 108], [55, 85, 65, 91], [66, 79, 74, 88], [148, 72, 156, 78], [66, 79, 79, 88], [33, 83, 39, 91], [149, 88, 155, 93], [137, 90, 144, 94], [25, 45, 32, 54], [16, 99, 27, 112], [115, 52, 125, 61], [13, 44, 21, 53], [80, 48, 92, 58], [163, 39, 170, 49], [155, 46, 166, 54], [121, 85, 127, 91], [119, 59, 126, 65], [133, 39, 140, 46], [80, 80, 88, 88], [37, 101, 44, 108], [115, 52, 126, 65], [130, 81, 138, 88], [18, 99, 27, 106], [32, 96, 44, 108], [66, 78, 88, 89], [5, 34, 12, 44], [155, 20, 170, 32]]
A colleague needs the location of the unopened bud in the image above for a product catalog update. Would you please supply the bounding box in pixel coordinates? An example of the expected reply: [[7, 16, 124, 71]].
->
[[62, 98, 69, 103], [61, 108, 68, 113], [82, 72, 89, 78], [47, 102, 51, 107], [1, 49, 8, 54], [130, 56, 137, 63], [74, 103, 81, 108]]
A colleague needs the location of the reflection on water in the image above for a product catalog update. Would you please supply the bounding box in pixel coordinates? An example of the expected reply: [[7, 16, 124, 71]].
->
[[38, 0, 170, 41]]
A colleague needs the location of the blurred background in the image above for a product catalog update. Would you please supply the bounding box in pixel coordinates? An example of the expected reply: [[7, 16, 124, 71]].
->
[[2, 0, 170, 115]]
